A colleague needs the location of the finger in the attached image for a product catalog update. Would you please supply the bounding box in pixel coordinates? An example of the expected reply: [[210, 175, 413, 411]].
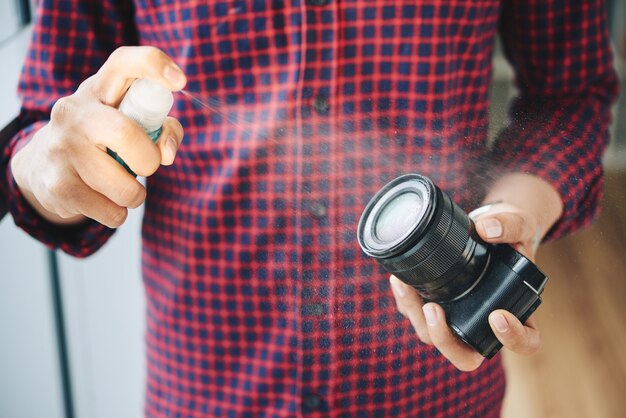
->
[[389, 276, 432, 344], [55, 178, 128, 228], [90, 46, 187, 106], [81, 102, 161, 176], [389, 275, 409, 316], [156, 117, 184, 166], [422, 303, 484, 371], [489, 310, 542, 356], [72, 146, 147, 208], [474, 212, 534, 244]]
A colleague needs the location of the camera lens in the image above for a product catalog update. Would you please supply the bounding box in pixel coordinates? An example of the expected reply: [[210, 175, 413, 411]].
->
[[375, 192, 423, 243], [358, 174, 489, 302]]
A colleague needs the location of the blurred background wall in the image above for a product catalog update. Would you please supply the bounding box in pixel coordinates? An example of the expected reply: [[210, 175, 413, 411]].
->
[[0, 2, 145, 417], [0, 1, 624, 417]]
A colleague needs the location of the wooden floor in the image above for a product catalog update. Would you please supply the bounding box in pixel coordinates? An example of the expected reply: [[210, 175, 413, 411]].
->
[[502, 170, 626, 418]]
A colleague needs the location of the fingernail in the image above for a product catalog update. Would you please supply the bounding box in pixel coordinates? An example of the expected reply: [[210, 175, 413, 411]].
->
[[390, 276, 406, 298], [491, 313, 509, 333], [166, 136, 178, 162], [423, 304, 438, 327], [163, 64, 185, 86], [481, 218, 502, 239]]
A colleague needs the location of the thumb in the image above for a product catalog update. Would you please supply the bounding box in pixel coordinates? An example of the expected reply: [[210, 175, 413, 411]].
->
[[474, 211, 534, 245]]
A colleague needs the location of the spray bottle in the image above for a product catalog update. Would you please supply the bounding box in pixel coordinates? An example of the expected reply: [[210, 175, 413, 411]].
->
[[108, 78, 174, 175]]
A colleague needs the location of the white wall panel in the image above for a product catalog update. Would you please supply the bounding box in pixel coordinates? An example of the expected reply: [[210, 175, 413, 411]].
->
[[58, 208, 146, 418], [0, 219, 65, 418]]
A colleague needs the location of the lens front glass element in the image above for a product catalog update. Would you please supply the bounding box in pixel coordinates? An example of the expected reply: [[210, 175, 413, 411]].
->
[[374, 191, 423, 243], [358, 175, 432, 256]]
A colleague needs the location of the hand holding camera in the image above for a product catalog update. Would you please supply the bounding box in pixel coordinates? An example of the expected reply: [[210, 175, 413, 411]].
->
[[359, 173, 563, 371], [388, 202, 543, 372]]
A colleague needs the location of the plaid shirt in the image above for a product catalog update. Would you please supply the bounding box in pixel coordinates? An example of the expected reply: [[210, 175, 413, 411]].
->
[[1, 0, 618, 416]]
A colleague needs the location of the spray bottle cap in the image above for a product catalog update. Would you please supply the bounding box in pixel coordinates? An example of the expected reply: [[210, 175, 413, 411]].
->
[[118, 78, 174, 133]]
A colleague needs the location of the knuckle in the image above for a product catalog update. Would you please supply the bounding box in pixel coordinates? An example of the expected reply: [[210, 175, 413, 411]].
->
[[76, 76, 96, 96], [46, 174, 73, 201], [111, 114, 139, 143], [56, 204, 80, 220], [50, 97, 76, 125], [109, 46, 130, 62], [106, 207, 128, 228], [145, 45, 163, 60], [141, 45, 165, 64]]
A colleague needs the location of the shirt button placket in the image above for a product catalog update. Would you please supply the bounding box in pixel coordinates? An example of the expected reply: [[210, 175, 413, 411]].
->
[[299, 0, 336, 413]]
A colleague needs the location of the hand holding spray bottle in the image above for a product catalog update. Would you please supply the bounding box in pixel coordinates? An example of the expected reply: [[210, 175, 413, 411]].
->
[[108, 78, 174, 175]]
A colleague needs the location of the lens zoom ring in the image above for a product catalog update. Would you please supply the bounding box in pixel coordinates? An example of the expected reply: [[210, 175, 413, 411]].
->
[[414, 207, 468, 281], [420, 198, 453, 257]]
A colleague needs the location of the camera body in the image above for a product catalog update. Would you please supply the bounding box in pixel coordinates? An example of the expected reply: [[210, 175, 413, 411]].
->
[[357, 173, 547, 358], [439, 242, 546, 358]]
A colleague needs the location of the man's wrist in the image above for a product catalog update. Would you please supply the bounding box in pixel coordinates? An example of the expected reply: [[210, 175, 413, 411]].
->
[[482, 173, 563, 241]]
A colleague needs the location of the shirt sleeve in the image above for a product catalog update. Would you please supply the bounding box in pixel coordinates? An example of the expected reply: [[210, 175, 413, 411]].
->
[[490, 0, 619, 240], [0, 0, 138, 257]]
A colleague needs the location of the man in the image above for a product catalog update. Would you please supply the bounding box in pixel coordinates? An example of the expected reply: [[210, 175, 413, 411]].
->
[[1, 1, 618, 416]]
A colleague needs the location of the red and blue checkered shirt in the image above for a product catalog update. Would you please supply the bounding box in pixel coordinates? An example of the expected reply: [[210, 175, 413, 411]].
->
[[1, 0, 618, 416]]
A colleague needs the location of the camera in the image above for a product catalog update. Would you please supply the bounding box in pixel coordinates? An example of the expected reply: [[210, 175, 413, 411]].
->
[[357, 174, 547, 358]]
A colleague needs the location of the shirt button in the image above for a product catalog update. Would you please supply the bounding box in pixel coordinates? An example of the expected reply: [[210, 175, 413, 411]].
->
[[272, 126, 287, 139], [302, 394, 323, 411], [313, 94, 330, 115], [309, 201, 326, 218], [306, 0, 329, 6], [301, 303, 328, 316]]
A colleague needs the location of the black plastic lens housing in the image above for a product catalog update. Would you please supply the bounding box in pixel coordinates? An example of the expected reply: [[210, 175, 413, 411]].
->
[[358, 174, 548, 358]]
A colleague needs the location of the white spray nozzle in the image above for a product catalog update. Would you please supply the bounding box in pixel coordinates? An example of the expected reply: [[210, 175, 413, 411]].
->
[[118, 78, 174, 133]]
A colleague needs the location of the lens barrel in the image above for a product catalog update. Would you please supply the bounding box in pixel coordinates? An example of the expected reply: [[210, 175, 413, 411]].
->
[[358, 174, 489, 302], [357, 174, 548, 358]]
